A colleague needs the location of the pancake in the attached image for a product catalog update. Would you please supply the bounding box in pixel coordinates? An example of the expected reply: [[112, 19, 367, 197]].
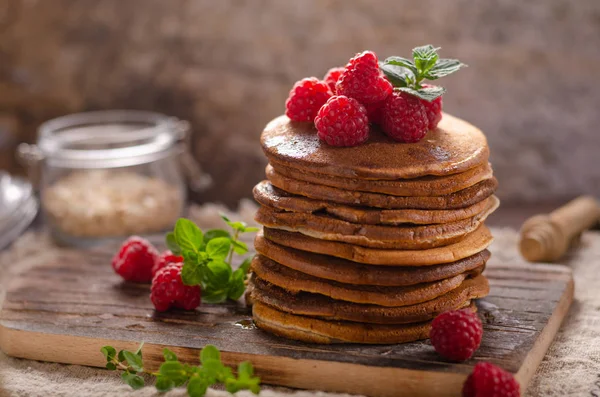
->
[[261, 114, 489, 180], [251, 255, 484, 306], [254, 198, 497, 250], [267, 162, 493, 197], [267, 166, 498, 210], [255, 233, 491, 286], [252, 300, 478, 344], [263, 225, 493, 266], [251, 275, 489, 325], [254, 180, 500, 225]]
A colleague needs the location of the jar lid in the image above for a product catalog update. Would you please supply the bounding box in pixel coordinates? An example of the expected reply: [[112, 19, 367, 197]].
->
[[36, 110, 186, 168], [0, 172, 38, 249]]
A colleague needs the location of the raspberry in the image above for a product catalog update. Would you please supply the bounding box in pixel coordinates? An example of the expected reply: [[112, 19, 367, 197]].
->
[[463, 362, 520, 397], [150, 263, 201, 312], [335, 51, 392, 105], [430, 308, 483, 361], [111, 236, 158, 283], [152, 250, 184, 277], [285, 77, 332, 122], [323, 67, 344, 94], [421, 84, 443, 130], [315, 95, 369, 147], [381, 91, 429, 143], [365, 101, 385, 125]]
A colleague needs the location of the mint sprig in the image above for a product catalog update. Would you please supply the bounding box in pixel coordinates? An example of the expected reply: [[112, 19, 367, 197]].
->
[[380, 44, 466, 101], [101, 344, 261, 396], [167, 215, 257, 303]]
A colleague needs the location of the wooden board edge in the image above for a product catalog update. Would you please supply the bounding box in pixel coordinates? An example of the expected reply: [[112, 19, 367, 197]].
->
[[0, 324, 470, 397], [514, 265, 574, 390]]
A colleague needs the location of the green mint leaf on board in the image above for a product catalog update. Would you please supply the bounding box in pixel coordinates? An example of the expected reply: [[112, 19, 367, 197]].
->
[[105, 362, 117, 370], [118, 350, 126, 363], [412, 44, 439, 73], [155, 375, 175, 392], [159, 361, 188, 384], [395, 86, 446, 102], [174, 218, 204, 253], [202, 288, 229, 303], [165, 232, 181, 255], [206, 260, 232, 286], [200, 345, 221, 364], [181, 259, 204, 286], [232, 240, 248, 255], [134, 342, 144, 358], [204, 229, 231, 241], [243, 226, 260, 233], [383, 56, 418, 76], [239, 256, 253, 274], [121, 372, 145, 390], [206, 237, 231, 261], [101, 346, 116, 362], [187, 375, 209, 397], [163, 348, 178, 362], [425, 58, 467, 79], [379, 63, 411, 87], [228, 269, 247, 300], [122, 351, 144, 372]]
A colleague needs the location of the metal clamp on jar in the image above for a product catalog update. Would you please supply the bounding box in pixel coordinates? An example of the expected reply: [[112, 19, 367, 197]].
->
[[18, 110, 211, 247]]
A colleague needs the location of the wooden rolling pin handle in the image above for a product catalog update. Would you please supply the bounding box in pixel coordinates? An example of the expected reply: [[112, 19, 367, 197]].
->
[[519, 196, 600, 262]]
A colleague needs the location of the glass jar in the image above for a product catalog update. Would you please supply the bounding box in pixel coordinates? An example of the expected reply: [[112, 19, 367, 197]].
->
[[18, 110, 210, 247]]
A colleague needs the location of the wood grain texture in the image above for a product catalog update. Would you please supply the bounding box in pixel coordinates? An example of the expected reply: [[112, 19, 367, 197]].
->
[[0, 249, 573, 397]]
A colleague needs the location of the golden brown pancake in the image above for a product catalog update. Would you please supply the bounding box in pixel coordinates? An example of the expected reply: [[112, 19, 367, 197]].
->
[[254, 233, 491, 286], [263, 225, 493, 266], [252, 300, 478, 344], [267, 162, 493, 197], [251, 275, 489, 325], [254, 198, 497, 249], [267, 166, 498, 210], [251, 256, 483, 306], [254, 180, 500, 225], [261, 114, 489, 180]]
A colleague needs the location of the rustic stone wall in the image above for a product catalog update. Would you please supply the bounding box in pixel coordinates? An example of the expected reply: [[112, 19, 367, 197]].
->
[[0, 0, 598, 206]]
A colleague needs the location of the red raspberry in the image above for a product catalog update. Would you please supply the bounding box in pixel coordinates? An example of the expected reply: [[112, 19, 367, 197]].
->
[[315, 96, 369, 147], [152, 250, 184, 277], [463, 362, 520, 397], [381, 91, 429, 143], [323, 67, 344, 94], [365, 101, 385, 125], [430, 308, 483, 361], [111, 236, 158, 283], [150, 263, 201, 312], [335, 51, 392, 105], [285, 77, 332, 122], [421, 84, 443, 130]]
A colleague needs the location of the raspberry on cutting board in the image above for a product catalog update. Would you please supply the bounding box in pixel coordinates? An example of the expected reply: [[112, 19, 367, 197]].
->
[[463, 362, 521, 397], [111, 236, 159, 283], [150, 263, 201, 312], [314, 95, 369, 147], [285, 77, 332, 122], [429, 308, 483, 361], [152, 250, 183, 277]]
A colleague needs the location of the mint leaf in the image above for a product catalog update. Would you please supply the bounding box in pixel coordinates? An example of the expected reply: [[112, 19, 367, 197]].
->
[[155, 375, 175, 392], [101, 346, 116, 362], [134, 342, 144, 358], [238, 361, 254, 379], [187, 375, 209, 397], [232, 240, 248, 255], [239, 256, 253, 274], [121, 372, 145, 390], [380, 63, 411, 87], [118, 350, 126, 363], [202, 288, 229, 303], [106, 362, 117, 370], [228, 269, 246, 300], [242, 226, 260, 233], [165, 232, 181, 255], [206, 237, 231, 261], [425, 58, 467, 79], [159, 361, 188, 385], [206, 260, 232, 287], [383, 56, 418, 76], [220, 213, 231, 223], [163, 348, 178, 362], [412, 44, 439, 73], [205, 229, 231, 241], [395, 86, 446, 102], [181, 257, 205, 286], [200, 345, 221, 364], [174, 218, 204, 253], [123, 351, 143, 372]]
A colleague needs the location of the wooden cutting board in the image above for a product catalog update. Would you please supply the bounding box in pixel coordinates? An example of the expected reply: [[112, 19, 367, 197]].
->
[[0, 248, 573, 397]]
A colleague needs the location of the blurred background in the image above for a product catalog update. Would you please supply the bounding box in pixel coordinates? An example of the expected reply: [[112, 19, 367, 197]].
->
[[0, 0, 598, 207]]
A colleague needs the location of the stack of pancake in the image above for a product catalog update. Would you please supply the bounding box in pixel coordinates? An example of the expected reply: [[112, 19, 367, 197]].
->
[[249, 114, 498, 344]]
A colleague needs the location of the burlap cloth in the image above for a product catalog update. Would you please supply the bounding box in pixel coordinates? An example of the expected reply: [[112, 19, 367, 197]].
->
[[0, 201, 599, 397]]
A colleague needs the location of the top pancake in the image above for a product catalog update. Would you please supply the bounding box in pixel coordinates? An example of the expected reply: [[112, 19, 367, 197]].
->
[[261, 114, 489, 180]]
